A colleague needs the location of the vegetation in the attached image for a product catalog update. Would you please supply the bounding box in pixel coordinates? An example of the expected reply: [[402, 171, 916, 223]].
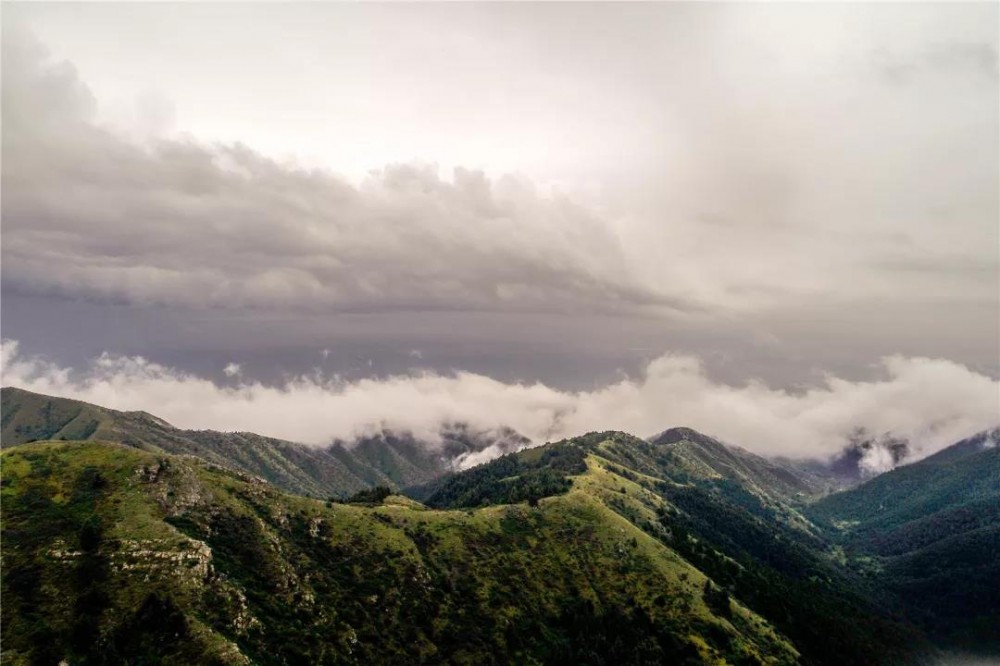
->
[[1, 439, 799, 665], [412, 441, 588, 509], [654, 486, 930, 666], [1, 387, 513, 501], [338, 485, 393, 505], [2, 390, 995, 664], [808, 442, 1000, 655]]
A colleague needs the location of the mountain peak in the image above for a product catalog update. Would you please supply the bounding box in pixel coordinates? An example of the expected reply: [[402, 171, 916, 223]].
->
[[649, 426, 719, 446]]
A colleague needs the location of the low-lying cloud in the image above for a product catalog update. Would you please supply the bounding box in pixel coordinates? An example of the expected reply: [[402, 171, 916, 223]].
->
[[3, 339, 996, 465]]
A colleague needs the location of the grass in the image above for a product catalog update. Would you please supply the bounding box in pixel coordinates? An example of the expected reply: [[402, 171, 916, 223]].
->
[[2, 439, 801, 665]]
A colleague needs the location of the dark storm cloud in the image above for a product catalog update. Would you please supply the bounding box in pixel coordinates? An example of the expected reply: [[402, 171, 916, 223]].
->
[[1, 3, 998, 447], [1, 5, 998, 470], [1, 27, 685, 317], [3, 5, 998, 330]]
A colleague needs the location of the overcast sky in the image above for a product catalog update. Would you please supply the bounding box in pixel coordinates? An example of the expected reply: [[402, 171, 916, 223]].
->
[[2, 3, 998, 460]]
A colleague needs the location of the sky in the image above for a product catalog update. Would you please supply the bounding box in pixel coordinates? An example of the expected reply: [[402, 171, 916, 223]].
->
[[2, 3, 998, 462]]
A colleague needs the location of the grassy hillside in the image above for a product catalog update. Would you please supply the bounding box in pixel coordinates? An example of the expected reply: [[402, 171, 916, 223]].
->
[[1, 439, 802, 666], [409, 430, 934, 666], [648, 428, 839, 501], [1, 386, 126, 444]]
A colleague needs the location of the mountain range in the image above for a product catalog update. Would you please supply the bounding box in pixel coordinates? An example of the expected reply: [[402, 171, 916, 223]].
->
[[1, 387, 996, 665], [1, 387, 521, 496]]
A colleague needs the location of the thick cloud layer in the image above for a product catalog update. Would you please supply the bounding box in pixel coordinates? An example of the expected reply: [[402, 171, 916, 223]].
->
[[1, 25, 669, 315], [1, 6, 997, 457], [3, 8, 997, 319], [3, 339, 996, 465]]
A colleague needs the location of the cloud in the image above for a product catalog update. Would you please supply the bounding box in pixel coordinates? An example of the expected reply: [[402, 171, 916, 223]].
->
[[858, 444, 899, 477], [1, 8, 997, 433], [0, 27, 675, 317], [3, 14, 996, 323], [3, 339, 996, 465], [223, 363, 242, 378]]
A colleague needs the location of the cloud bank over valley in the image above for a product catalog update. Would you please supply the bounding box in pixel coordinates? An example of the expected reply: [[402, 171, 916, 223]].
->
[[3, 340, 996, 468]]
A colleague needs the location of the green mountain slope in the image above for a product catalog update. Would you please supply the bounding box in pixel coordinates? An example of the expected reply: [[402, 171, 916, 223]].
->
[[2, 385, 135, 444], [808, 435, 1000, 654], [410, 430, 934, 666], [2, 440, 800, 666], [3, 389, 987, 664], [808, 437, 999, 537], [648, 428, 839, 501]]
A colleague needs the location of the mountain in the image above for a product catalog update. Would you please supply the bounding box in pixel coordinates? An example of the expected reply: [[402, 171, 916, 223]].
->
[[1, 388, 528, 499], [790, 429, 913, 484], [409, 430, 934, 665], [918, 427, 999, 465], [807, 430, 1000, 655], [809, 429, 999, 534], [1, 386, 376, 496], [2, 438, 803, 665], [3, 388, 992, 663], [648, 427, 839, 501]]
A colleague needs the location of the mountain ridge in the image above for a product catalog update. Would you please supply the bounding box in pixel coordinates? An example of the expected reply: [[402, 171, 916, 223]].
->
[[1, 387, 529, 499]]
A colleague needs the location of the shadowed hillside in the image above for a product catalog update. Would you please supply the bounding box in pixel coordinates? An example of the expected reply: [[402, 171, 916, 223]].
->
[[808, 432, 1000, 655]]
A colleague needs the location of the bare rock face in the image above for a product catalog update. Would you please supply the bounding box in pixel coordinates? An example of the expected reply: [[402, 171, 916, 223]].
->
[[135, 458, 211, 516]]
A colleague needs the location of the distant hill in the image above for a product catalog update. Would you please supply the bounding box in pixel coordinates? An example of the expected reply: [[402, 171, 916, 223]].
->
[[648, 427, 839, 500], [2, 386, 377, 496], [918, 427, 999, 465], [809, 430, 999, 534], [1, 387, 527, 499]]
